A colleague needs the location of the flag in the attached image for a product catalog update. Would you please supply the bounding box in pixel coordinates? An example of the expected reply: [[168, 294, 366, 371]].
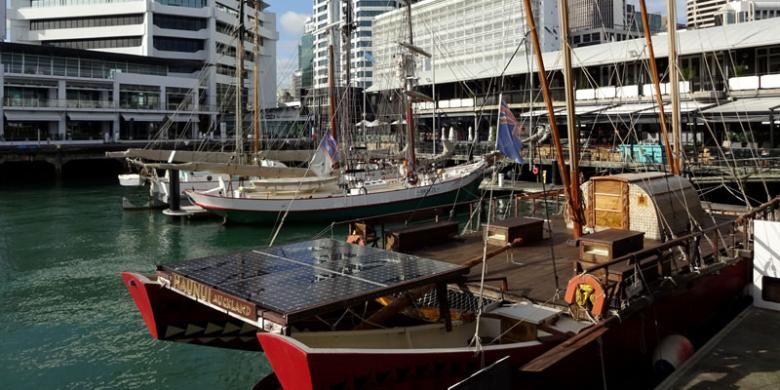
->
[[310, 131, 339, 178], [496, 99, 525, 164], [321, 131, 338, 162]]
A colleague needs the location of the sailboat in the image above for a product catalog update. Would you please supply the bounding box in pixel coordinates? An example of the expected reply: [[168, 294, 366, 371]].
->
[[186, 5, 489, 224], [113, 4, 304, 209], [121, 0, 780, 388]]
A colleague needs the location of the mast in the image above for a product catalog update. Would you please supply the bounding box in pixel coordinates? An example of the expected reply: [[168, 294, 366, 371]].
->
[[403, 1, 417, 179], [252, 1, 263, 156], [520, 0, 578, 235], [557, 0, 582, 238], [235, 1, 246, 163], [667, 0, 683, 175], [327, 44, 338, 141], [639, 0, 679, 176]]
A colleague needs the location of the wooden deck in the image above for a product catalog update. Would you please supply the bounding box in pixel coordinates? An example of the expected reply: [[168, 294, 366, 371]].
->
[[409, 213, 740, 309], [410, 217, 579, 307]]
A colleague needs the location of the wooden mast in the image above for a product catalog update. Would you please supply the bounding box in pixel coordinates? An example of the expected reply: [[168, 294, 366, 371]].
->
[[558, 0, 582, 238], [667, 0, 683, 174], [403, 1, 417, 179], [520, 0, 578, 235], [252, 1, 262, 156], [639, 0, 679, 176]]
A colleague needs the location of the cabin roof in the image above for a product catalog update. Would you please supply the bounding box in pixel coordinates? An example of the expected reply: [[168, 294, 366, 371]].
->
[[158, 238, 469, 326]]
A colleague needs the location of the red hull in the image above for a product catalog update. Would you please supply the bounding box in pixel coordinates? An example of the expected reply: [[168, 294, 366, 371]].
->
[[259, 259, 751, 389], [258, 333, 553, 390], [121, 272, 262, 351], [531, 258, 751, 388]]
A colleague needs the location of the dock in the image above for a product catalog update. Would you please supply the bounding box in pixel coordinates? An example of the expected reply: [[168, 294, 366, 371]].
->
[[657, 306, 780, 390]]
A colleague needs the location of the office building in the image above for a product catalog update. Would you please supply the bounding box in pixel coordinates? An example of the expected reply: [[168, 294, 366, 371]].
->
[[0, 42, 214, 141], [688, 0, 729, 28], [715, 0, 780, 25], [311, 0, 401, 91], [6, 0, 279, 134], [372, 0, 560, 92]]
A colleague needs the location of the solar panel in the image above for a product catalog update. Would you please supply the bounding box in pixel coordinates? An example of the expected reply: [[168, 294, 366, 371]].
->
[[158, 239, 468, 324]]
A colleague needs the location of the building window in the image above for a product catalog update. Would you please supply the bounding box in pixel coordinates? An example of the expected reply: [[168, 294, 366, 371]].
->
[[156, 0, 207, 8], [43, 37, 142, 50], [30, 0, 138, 7], [153, 37, 205, 52], [153, 14, 207, 31], [30, 14, 144, 30]]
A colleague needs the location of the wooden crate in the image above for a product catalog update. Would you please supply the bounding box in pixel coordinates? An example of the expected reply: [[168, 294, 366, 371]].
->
[[384, 221, 459, 252], [485, 217, 545, 247], [579, 229, 644, 263]]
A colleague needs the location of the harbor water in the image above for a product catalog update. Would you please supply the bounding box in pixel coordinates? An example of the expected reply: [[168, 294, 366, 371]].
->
[[0, 182, 320, 389]]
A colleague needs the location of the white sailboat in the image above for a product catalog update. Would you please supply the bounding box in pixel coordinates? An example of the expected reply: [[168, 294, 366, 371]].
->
[[188, 4, 490, 224]]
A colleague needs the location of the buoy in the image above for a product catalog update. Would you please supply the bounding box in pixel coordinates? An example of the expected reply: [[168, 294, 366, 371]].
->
[[652, 335, 694, 378]]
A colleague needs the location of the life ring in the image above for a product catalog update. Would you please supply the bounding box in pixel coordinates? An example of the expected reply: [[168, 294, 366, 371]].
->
[[359, 186, 368, 195], [564, 274, 607, 317]]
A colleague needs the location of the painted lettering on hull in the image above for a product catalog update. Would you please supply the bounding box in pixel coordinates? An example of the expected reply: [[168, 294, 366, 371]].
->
[[168, 273, 257, 321]]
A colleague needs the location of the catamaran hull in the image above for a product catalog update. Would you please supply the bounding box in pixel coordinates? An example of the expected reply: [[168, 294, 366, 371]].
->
[[257, 258, 751, 389], [187, 163, 486, 224], [258, 333, 553, 390], [120, 272, 262, 351]]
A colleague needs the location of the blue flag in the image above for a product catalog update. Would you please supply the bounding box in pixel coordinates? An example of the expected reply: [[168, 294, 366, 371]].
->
[[322, 131, 338, 163], [496, 99, 525, 164]]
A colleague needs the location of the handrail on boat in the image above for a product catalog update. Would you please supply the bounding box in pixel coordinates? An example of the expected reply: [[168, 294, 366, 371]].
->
[[582, 196, 780, 277]]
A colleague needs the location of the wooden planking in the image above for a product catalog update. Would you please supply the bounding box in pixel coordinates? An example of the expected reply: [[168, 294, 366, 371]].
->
[[410, 218, 579, 305], [593, 179, 623, 195]]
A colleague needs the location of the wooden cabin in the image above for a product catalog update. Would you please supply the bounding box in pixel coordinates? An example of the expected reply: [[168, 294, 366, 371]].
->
[[579, 173, 708, 241]]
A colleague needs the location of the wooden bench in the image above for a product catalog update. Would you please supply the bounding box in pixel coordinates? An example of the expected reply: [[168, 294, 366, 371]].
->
[[485, 217, 545, 247], [384, 221, 459, 252]]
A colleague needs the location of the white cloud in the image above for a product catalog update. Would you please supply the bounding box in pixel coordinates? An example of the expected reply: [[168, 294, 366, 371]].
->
[[279, 11, 309, 37]]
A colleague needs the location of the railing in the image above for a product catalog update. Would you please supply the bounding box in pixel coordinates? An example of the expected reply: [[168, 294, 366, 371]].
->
[[580, 196, 780, 311]]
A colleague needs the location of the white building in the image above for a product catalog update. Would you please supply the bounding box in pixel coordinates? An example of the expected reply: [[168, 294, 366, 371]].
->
[[715, 0, 780, 25], [311, 0, 400, 91], [370, 0, 559, 92], [688, 0, 729, 28], [6, 0, 279, 133]]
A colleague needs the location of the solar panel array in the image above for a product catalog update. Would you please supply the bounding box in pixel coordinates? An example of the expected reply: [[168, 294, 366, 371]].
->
[[160, 239, 465, 319]]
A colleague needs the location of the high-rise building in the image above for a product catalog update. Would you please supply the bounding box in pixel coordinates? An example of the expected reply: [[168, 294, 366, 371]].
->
[[687, 0, 729, 28], [372, 0, 560, 91], [311, 0, 401, 91], [298, 17, 315, 95], [714, 0, 780, 25], [569, 0, 663, 47], [6, 0, 279, 133]]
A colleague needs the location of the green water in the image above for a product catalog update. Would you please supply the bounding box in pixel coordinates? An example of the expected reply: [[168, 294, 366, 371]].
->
[[0, 183, 322, 389]]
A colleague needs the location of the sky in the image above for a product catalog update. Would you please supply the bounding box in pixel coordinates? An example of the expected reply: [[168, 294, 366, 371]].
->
[[267, 0, 688, 91]]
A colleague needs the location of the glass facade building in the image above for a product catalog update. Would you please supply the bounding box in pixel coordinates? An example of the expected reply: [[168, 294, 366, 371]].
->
[[7, 0, 279, 138]]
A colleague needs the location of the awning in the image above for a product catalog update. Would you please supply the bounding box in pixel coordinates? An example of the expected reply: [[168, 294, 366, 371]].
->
[[168, 114, 200, 123], [4, 111, 60, 122], [557, 105, 610, 116], [701, 97, 780, 115], [122, 113, 165, 122], [641, 101, 714, 114], [519, 108, 564, 117], [68, 113, 117, 121], [600, 103, 656, 115]]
